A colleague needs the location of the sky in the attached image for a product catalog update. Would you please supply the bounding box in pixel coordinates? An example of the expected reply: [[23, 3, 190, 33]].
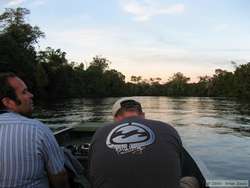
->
[[1, 0, 250, 82]]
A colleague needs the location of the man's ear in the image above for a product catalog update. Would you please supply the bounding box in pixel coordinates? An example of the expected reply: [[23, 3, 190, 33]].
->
[[114, 115, 123, 122], [140, 112, 145, 118], [1, 97, 16, 109]]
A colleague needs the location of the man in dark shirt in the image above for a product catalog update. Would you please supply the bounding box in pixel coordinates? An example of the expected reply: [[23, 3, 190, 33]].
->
[[89, 97, 188, 188]]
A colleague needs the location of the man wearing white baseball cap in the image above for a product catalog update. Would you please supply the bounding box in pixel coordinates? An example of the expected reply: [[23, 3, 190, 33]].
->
[[88, 97, 199, 188], [111, 97, 144, 121]]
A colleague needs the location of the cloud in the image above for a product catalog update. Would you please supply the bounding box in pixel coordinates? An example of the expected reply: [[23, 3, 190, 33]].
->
[[40, 26, 249, 82], [40, 27, 187, 65], [6, 0, 26, 6], [42, 27, 229, 65], [5, 0, 45, 7], [120, 0, 185, 21], [29, 0, 46, 7]]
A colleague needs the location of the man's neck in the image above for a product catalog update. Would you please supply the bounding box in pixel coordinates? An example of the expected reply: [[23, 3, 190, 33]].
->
[[115, 113, 144, 122]]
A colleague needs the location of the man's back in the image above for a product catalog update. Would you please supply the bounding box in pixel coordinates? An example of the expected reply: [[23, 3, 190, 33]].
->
[[89, 117, 182, 188], [0, 112, 65, 187]]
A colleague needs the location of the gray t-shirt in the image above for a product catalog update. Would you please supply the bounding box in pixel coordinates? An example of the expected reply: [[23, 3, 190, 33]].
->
[[89, 117, 182, 188]]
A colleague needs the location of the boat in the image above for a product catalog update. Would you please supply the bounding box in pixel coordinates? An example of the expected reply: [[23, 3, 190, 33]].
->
[[52, 123, 211, 188]]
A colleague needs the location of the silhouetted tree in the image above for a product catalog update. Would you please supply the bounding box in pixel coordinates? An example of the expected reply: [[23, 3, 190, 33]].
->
[[1, 8, 250, 100], [0, 8, 44, 92], [165, 72, 190, 96], [234, 62, 250, 99], [209, 69, 234, 97]]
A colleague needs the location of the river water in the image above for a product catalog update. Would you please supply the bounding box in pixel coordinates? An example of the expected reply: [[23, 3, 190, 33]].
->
[[33, 97, 250, 182]]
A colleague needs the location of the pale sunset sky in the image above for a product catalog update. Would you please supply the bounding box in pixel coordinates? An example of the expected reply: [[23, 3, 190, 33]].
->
[[1, 0, 250, 82]]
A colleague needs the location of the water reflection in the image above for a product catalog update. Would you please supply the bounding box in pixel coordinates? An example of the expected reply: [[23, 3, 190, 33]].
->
[[33, 97, 250, 135], [83, 98, 112, 122], [33, 97, 250, 180]]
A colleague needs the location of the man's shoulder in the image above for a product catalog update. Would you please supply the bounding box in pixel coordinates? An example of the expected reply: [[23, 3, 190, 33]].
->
[[96, 118, 177, 132], [0, 112, 47, 130], [91, 122, 119, 142], [94, 123, 115, 135], [129, 117, 175, 129], [143, 118, 174, 128], [93, 118, 180, 140], [131, 118, 180, 138]]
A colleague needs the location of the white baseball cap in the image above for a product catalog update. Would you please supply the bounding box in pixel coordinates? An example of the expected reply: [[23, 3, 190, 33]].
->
[[112, 97, 142, 117]]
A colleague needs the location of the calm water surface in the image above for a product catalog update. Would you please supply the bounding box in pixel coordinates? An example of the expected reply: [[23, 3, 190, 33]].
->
[[33, 97, 250, 181]]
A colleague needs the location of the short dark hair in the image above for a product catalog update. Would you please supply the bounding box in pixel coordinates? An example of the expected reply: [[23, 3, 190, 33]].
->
[[0, 72, 19, 110], [115, 100, 143, 117]]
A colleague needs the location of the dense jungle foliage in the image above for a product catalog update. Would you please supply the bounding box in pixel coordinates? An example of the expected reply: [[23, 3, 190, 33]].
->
[[0, 8, 249, 100]]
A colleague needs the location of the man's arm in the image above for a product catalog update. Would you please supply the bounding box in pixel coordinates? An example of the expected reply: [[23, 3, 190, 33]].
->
[[48, 170, 70, 188], [38, 123, 70, 188]]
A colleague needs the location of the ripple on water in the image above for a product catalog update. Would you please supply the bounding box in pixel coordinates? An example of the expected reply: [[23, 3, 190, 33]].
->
[[34, 97, 250, 181]]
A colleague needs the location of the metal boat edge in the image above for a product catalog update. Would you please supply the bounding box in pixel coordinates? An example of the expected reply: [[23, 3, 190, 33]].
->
[[52, 123, 211, 188]]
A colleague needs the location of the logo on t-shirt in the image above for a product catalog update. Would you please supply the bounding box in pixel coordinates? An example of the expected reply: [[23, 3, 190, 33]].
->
[[106, 122, 155, 154]]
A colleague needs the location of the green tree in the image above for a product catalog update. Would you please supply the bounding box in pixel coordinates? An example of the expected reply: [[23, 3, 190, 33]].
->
[[104, 69, 125, 96], [87, 56, 110, 73], [195, 76, 212, 96], [84, 56, 111, 96], [34, 62, 48, 98], [37, 47, 77, 98], [0, 7, 44, 92], [165, 72, 190, 96], [209, 69, 234, 97], [234, 62, 250, 99], [130, 75, 142, 83]]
